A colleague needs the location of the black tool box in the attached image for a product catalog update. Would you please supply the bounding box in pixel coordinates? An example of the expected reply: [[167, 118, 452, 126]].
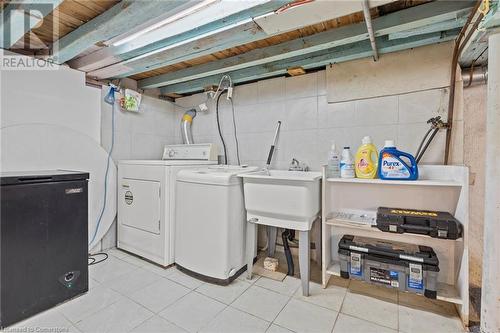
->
[[376, 207, 463, 240], [338, 235, 440, 298]]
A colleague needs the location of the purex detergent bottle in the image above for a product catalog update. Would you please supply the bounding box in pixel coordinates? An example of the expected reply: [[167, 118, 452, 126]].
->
[[378, 140, 418, 180]]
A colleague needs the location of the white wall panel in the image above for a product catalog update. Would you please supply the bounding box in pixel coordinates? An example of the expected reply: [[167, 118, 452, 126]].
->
[[326, 42, 454, 102]]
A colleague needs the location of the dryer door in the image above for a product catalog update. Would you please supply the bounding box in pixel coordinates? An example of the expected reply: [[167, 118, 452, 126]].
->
[[119, 179, 161, 235]]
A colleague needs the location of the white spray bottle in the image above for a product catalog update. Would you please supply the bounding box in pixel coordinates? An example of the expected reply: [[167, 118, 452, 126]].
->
[[327, 141, 340, 178]]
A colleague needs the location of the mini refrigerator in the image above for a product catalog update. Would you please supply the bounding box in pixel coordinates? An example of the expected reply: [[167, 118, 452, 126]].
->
[[0, 170, 89, 327]]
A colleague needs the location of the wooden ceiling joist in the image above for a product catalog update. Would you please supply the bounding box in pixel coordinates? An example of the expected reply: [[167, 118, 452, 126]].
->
[[85, 2, 294, 80], [53, 0, 194, 64], [159, 28, 460, 95], [69, 0, 290, 72], [138, 0, 473, 90], [0, 0, 63, 48]]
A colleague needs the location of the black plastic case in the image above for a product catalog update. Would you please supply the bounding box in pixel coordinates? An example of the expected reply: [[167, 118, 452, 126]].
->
[[376, 207, 463, 240], [338, 235, 440, 298]]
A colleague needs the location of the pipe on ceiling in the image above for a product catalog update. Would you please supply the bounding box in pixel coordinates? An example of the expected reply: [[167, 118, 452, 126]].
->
[[362, 0, 379, 61]]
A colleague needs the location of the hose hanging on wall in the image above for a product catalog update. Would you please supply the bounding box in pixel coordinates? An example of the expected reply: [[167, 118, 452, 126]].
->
[[415, 116, 449, 163], [216, 91, 228, 165], [229, 93, 241, 165], [90, 84, 117, 248]]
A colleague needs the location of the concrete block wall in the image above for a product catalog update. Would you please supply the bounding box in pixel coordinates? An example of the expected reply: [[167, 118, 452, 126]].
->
[[100, 88, 178, 161], [173, 70, 450, 170]]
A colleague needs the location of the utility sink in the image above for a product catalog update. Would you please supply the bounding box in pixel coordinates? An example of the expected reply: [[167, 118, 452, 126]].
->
[[239, 170, 322, 231]]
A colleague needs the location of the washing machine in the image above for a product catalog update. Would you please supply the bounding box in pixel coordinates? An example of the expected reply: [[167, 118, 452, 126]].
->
[[175, 165, 259, 284], [117, 144, 217, 267]]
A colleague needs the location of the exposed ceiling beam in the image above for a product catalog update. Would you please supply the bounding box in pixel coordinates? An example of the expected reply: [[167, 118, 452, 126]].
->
[[138, 1, 474, 89], [253, 0, 395, 34], [160, 29, 460, 95], [389, 16, 468, 40], [88, 20, 267, 79], [85, 1, 291, 79], [68, 0, 279, 72], [53, 0, 196, 64], [460, 1, 499, 66], [0, 0, 63, 49]]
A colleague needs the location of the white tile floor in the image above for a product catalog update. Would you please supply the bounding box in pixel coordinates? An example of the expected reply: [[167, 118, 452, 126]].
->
[[5, 248, 466, 333]]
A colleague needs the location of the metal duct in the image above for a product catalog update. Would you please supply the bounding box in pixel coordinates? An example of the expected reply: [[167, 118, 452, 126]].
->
[[462, 66, 488, 87], [181, 109, 197, 144]]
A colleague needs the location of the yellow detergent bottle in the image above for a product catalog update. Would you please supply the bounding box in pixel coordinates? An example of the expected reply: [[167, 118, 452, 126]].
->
[[355, 136, 379, 179]]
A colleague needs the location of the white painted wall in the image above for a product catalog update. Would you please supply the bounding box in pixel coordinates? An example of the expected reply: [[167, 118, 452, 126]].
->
[[463, 83, 487, 323], [0, 61, 117, 251], [327, 42, 453, 102], [173, 70, 451, 170], [1, 66, 100, 140], [100, 87, 178, 161]]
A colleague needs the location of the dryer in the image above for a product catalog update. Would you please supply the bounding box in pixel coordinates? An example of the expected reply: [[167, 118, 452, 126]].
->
[[175, 165, 258, 284], [117, 144, 217, 266]]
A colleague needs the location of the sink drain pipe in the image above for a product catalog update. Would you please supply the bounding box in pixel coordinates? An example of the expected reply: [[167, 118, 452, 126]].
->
[[282, 229, 295, 276]]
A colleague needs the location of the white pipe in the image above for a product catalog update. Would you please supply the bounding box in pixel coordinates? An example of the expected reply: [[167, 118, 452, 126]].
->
[[480, 31, 500, 333], [362, 0, 378, 61], [180, 109, 196, 144]]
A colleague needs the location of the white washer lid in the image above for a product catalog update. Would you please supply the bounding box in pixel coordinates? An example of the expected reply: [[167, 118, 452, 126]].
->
[[177, 165, 259, 185], [118, 160, 218, 166]]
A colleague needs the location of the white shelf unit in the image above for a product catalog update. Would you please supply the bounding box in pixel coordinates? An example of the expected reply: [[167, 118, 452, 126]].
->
[[321, 165, 469, 325]]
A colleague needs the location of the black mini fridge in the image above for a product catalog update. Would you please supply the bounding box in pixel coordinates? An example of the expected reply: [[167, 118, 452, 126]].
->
[[0, 170, 89, 327]]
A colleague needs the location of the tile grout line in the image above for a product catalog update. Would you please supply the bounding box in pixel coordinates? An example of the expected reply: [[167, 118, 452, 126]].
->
[[340, 291, 400, 331], [88, 254, 195, 331], [268, 294, 295, 331], [190, 280, 252, 332], [231, 284, 291, 324], [329, 310, 341, 333]]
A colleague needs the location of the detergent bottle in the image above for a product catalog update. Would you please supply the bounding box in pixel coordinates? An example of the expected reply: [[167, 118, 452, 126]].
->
[[355, 136, 378, 179], [378, 140, 419, 180], [326, 141, 341, 178], [340, 147, 355, 178]]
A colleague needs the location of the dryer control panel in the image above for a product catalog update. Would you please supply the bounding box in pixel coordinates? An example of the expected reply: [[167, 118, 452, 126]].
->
[[162, 143, 218, 161]]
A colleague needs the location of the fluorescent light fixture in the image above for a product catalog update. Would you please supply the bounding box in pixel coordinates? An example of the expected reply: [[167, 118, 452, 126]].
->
[[129, 17, 254, 62], [112, 0, 218, 47]]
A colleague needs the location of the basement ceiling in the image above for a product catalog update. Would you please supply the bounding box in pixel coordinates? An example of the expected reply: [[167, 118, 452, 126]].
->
[[1, 0, 492, 96]]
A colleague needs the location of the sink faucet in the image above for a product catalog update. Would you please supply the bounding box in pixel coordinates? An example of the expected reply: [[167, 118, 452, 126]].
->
[[288, 158, 309, 171]]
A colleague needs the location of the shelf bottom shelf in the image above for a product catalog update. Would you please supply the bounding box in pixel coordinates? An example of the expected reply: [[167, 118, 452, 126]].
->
[[325, 262, 462, 305]]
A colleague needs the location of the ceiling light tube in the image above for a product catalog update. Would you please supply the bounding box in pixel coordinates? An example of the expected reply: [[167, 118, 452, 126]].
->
[[129, 17, 254, 62], [112, 0, 219, 47]]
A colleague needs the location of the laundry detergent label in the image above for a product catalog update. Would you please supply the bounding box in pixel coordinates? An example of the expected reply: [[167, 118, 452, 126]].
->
[[380, 155, 410, 178], [408, 263, 424, 290], [370, 267, 399, 288], [350, 252, 362, 276]]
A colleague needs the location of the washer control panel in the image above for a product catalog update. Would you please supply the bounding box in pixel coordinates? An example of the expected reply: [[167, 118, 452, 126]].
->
[[162, 143, 218, 161]]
